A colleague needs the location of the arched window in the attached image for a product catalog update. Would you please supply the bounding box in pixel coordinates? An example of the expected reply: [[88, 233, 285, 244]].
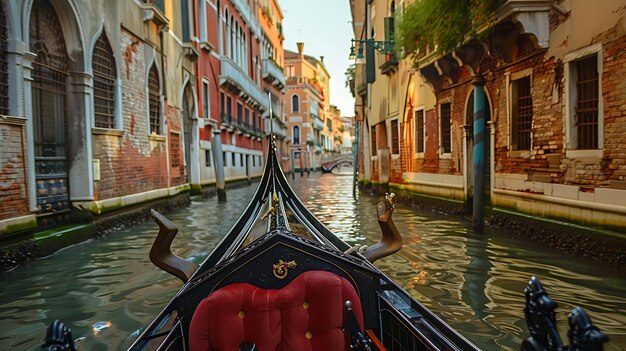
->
[[30, 0, 69, 213], [292, 95, 299, 113], [293, 125, 300, 144], [224, 9, 229, 56], [229, 16, 234, 59], [0, 4, 8, 114], [93, 30, 117, 129], [148, 64, 161, 134]]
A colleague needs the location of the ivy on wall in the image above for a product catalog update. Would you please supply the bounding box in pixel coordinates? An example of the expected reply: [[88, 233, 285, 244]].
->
[[396, 0, 504, 60]]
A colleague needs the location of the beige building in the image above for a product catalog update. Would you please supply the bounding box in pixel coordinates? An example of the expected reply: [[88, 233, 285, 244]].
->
[[284, 43, 329, 170]]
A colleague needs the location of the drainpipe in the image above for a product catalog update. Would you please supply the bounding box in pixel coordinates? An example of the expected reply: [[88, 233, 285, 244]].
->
[[472, 76, 486, 232], [212, 130, 226, 202]]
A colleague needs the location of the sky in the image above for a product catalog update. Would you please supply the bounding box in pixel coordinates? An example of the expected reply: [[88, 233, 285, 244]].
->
[[280, 0, 355, 117]]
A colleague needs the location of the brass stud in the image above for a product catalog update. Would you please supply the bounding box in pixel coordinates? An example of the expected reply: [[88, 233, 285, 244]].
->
[[238, 311, 245, 319], [303, 302, 309, 309], [305, 331, 312, 339]]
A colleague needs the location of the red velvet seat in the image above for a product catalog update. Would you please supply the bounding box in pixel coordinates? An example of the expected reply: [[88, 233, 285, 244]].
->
[[189, 270, 365, 351]]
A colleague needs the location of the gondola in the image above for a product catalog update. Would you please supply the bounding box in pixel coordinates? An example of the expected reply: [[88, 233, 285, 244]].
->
[[42, 133, 609, 351]]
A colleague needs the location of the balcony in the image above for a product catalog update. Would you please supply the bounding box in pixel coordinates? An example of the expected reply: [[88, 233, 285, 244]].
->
[[262, 59, 286, 90], [231, 0, 261, 38], [264, 117, 288, 138], [304, 78, 324, 100], [378, 51, 398, 76], [141, 0, 168, 28], [312, 116, 324, 130], [220, 57, 269, 111]]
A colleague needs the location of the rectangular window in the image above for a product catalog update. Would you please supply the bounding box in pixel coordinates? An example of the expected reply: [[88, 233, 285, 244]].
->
[[415, 110, 424, 153], [512, 76, 532, 150], [232, 152, 236, 167], [440, 103, 451, 154], [205, 150, 211, 167], [391, 119, 399, 154], [223, 152, 227, 166], [253, 156, 256, 167], [169, 133, 181, 167], [575, 55, 599, 149], [237, 103, 243, 125], [245, 108, 250, 128], [253, 111, 257, 130], [220, 92, 225, 120], [199, 0, 207, 43], [240, 153, 243, 167], [226, 96, 232, 123], [181, 0, 191, 42], [203, 81, 209, 118], [370, 125, 377, 157]]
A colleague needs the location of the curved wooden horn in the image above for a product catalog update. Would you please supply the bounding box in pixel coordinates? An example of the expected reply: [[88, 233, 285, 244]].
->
[[363, 193, 403, 263], [149, 209, 198, 283]]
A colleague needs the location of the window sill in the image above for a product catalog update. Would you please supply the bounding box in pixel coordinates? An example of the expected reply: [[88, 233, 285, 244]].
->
[[92, 127, 124, 137], [566, 149, 603, 159], [510, 150, 531, 158], [200, 41, 214, 53], [148, 133, 166, 142], [439, 153, 452, 159]]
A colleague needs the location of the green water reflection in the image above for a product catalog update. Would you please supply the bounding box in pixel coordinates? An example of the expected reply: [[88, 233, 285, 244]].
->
[[0, 173, 624, 350]]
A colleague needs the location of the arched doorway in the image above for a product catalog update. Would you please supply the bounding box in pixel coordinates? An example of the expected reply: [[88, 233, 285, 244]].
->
[[465, 88, 492, 207], [182, 83, 195, 183], [30, 0, 69, 214]]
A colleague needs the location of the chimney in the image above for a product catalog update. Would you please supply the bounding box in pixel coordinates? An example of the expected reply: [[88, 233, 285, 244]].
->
[[296, 42, 304, 59], [320, 56, 324, 63]]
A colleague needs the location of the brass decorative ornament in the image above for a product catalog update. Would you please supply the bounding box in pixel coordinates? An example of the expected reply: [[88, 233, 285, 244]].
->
[[272, 259, 297, 279]]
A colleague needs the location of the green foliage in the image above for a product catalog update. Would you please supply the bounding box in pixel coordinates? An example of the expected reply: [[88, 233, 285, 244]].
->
[[396, 0, 503, 60], [344, 64, 356, 88]]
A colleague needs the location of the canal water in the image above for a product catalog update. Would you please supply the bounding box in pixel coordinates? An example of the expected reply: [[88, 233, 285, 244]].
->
[[1, 173, 625, 350]]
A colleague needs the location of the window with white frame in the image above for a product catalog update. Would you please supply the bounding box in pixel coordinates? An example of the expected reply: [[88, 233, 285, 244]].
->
[[93, 30, 117, 129], [202, 80, 209, 118], [440, 103, 451, 154], [292, 95, 300, 113], [292, 125, 300, 144], [199, 0, 207, 43], [414, 109, 424, 153], [570, 54, 600, 150], [511, 74, 532, 150], [148, 64, 161, 134], [564, 44, 603, 153]]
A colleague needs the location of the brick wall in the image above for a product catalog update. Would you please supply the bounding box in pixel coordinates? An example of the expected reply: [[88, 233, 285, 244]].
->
[[595, 23, 626, 186], [93, 29, 169, 201], [0, 122, 28, 220]]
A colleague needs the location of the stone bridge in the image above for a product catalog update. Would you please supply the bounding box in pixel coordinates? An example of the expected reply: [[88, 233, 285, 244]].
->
[[320, 154, 354, 172]]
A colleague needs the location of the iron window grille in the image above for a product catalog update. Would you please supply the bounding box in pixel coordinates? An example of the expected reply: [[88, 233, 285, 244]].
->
[[148, 66, 161, 134], [371, 125, 377, 157], [512, 76, 532, 150], [391, 119, 399, 154], [440, 103, 451, 153], [93, 31, 116, 129], [575, 55, 599, 149], [415, 110, 424, 153]]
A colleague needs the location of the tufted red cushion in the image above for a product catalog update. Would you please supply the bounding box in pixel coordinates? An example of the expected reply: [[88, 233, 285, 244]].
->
[[189, 270, 365, 351]]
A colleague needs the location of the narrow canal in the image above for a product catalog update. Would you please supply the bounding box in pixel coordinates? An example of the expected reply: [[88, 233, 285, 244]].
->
[[1, 173, 625, 350]]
